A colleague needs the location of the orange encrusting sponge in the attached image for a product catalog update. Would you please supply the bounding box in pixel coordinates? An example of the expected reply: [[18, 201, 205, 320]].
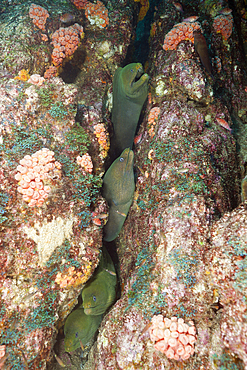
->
[[163, 21, 201, 51]]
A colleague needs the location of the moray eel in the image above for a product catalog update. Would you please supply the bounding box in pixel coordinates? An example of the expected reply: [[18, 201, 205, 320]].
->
[[64, 307, 102, 352], [111, 63, 149, 157], [102, 148, 135, 242], [193, 30, 212, 76], [82, 247, 117, 315]]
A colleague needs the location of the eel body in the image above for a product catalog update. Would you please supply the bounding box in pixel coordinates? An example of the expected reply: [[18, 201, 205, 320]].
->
[[102, 148, 135, 241], [64, 307, 102, 352], [81, 247, 117, 315], [193, 30, 212, 76], [111, 63, 149, 157]]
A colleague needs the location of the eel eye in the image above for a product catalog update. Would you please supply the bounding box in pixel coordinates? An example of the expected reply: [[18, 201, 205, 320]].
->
[[75, 332, 79, 338], [93, 295, 96, 302], [130, 69, 133, 72], [119, 157, 124, 162]]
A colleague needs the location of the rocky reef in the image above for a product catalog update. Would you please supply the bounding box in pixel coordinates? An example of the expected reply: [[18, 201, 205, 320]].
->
[[0, 0, 247, 369]]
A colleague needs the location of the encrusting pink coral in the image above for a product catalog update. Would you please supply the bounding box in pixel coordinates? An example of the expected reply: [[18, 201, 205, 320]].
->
[[15, 148, 62, 207], [163, 21, 201, 50], [77, 153, 93, 173], [149, 315, 197, 360]]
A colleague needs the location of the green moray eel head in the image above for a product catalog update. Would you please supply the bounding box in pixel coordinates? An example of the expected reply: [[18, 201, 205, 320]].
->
[[103, 148, 135, 206], [82, 274, 110, 315], [64, 308, 102, 352], [121, 63, 149, 100]]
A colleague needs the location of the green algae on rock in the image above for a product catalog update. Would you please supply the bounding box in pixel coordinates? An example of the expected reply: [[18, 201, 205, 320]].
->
[[111, 63, 149, 157], [102, 148, 135, 242], [82, 247, 117, 315]]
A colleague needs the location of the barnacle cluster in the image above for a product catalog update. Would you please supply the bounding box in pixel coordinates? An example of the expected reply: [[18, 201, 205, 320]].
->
[[150, 315, 197, 360], [51, 24, 84, 66], [163, 21, 201, 50], [15, 148, 62, 207]]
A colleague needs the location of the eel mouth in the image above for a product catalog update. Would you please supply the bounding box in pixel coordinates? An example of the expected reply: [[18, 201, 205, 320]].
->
[[131, 64, 144, 86], [130, 65, 149, 93]]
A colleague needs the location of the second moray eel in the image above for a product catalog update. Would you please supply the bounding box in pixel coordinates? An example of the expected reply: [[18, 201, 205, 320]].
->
[[103, 148, 135, 242]]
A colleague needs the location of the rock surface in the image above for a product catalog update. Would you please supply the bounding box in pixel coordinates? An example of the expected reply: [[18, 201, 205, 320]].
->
[[0, 0, 247, 369]]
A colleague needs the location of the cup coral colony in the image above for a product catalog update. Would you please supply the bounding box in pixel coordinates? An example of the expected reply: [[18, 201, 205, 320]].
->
[[149, 315, 197, 360]]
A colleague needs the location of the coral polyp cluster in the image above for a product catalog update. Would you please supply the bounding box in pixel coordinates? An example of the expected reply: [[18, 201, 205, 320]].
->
[[15, 148, 62, 207], [29, 3, 49, 31], [212, 14, 233, 40], [163, 21, 201, 50], [77, 153, 93, 173], [70, 0, 88, 9], [44, 66, 58, 79], [148, 107, 160, 137], [84, 0, 109, 28], [94, 123, 110, 158], [51, 24, 84, 67], [149, 315, 197, 360]]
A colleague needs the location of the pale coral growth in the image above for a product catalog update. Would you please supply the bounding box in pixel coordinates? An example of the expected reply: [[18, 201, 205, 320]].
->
[[77, 153, 93, 173], [44, 66, 58, 79], [70, 0, 89, 9], [148, 107, 160, 137], [55, 266, 84, 288], [51, 23, 84, 66], [14, 69, 30, 81], [15, 148, 62, 207], [24, 85, 39, 111], [94, 123, 110, 158], [0, 345, 6, 369], [212, 14, 233, 40], [29, 3, 49, 31], [27, 74, 45, 86], [41, 33, 48, 42], [150, 315, 197, 360], [84, 0, 109, 28], [163, 21, 201, 50]]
